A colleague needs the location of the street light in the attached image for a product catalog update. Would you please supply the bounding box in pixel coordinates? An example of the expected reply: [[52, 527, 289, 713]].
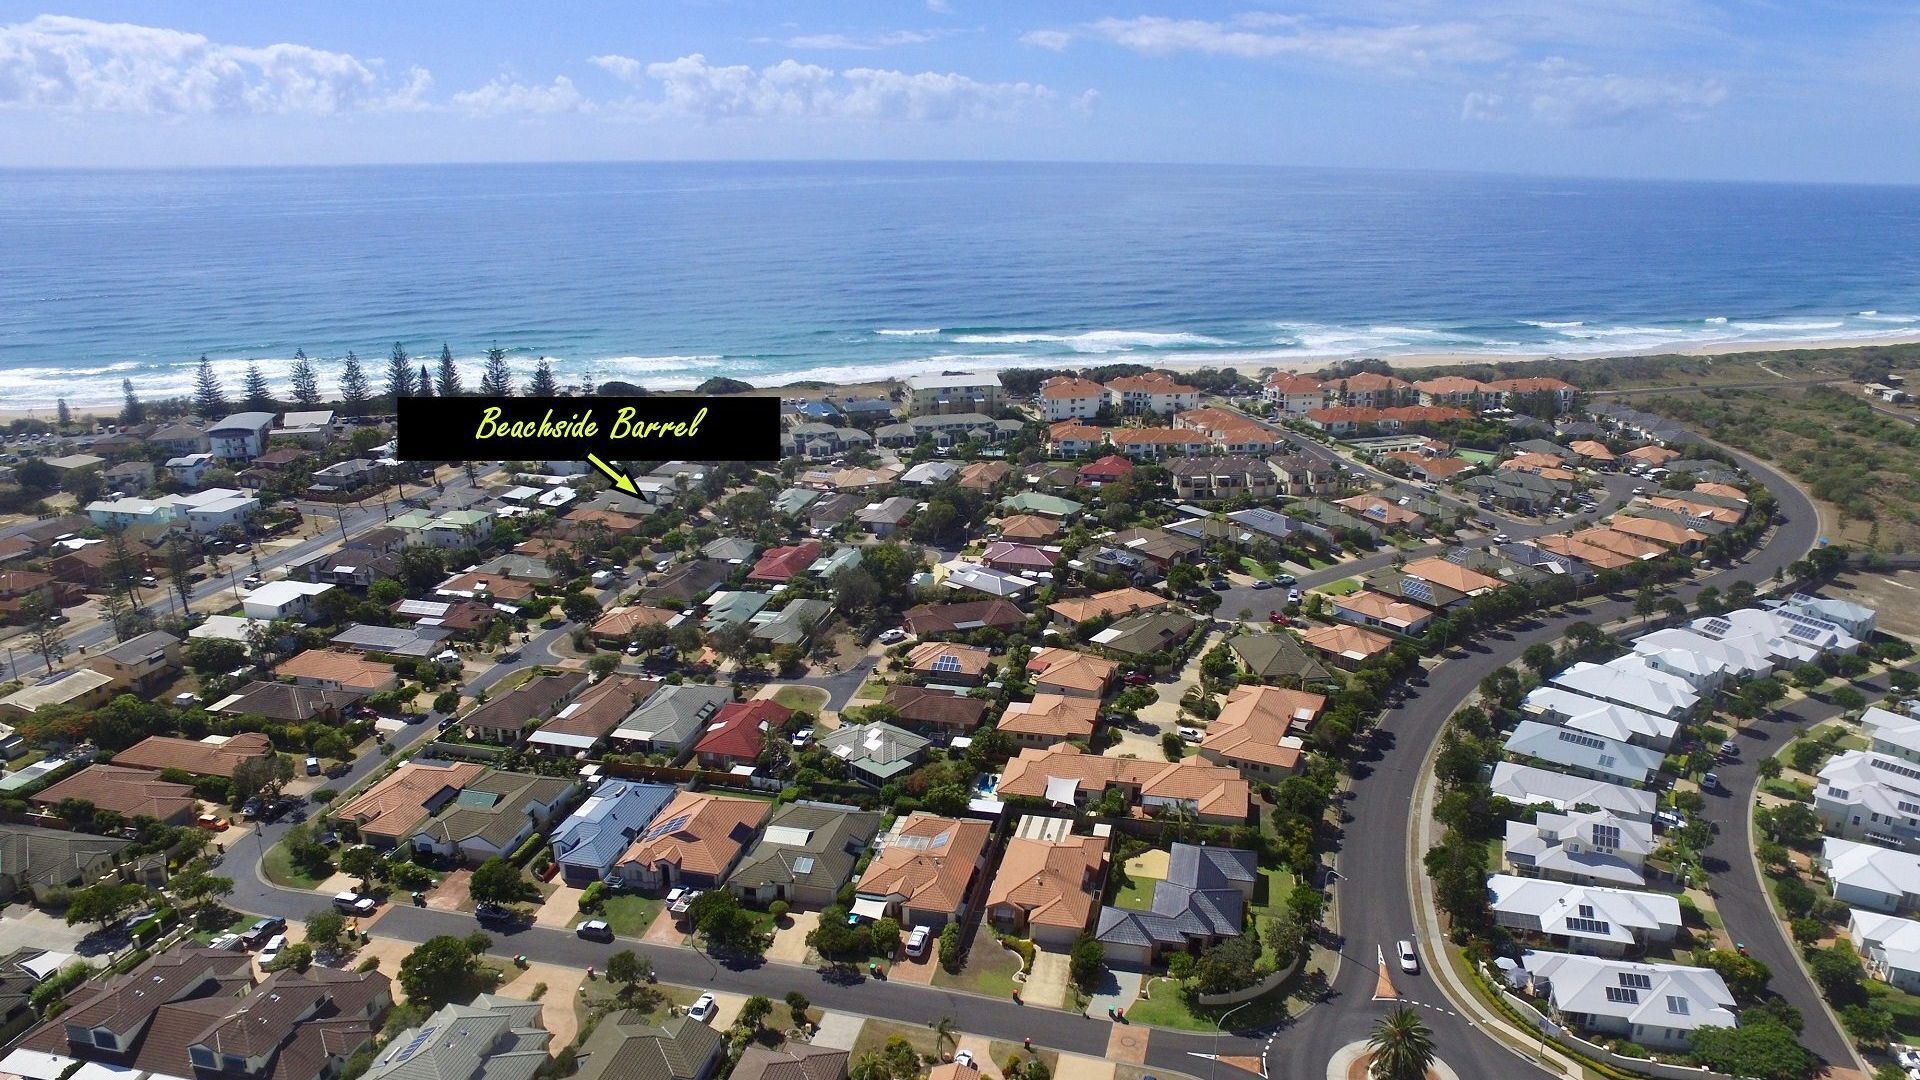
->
[[1210, 997, 1257, 1080]]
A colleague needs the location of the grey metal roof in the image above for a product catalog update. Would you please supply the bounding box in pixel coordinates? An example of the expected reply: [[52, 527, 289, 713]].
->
[[330, 623, 453, 658], [550, 780, 677, 876], [730, 802, 882, 893], [362, 995, 550, 1080], [99, 630, 180, 667]]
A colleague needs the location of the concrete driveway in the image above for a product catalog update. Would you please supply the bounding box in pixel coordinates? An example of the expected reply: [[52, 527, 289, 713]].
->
[[0, 905, 92, 958], [1023, 946, 1072, 1008], [767, 910, 819, 964], [533, 884, 585, 929]]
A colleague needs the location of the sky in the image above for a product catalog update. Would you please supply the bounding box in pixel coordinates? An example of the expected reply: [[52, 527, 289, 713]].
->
[[1, 2, 1918, 182]]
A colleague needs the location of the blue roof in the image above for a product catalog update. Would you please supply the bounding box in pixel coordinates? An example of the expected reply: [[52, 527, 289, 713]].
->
[[549, 780, 676, 875]]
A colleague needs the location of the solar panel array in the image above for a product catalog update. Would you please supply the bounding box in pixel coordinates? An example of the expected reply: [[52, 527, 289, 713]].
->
[[1590, 823, 1622, 850], [1557, 729, 1606, 750], [390, 1026, 439, 1064], [931, 654, 964, 674], [645, 813, 693, 840], [1697, 617, 1732, 639], [1565, 915, 1612, 935], [1402, 578, 1436, 606], [1604, 986, 1640, 1004]]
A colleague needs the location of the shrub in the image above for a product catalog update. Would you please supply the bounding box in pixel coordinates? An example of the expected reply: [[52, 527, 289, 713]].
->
[[508, 831, 545, 867], [578, 881, 606, 912], [357, 956, 381, 972], [768, 900, 789, 923], [938, 923, 965, 973]]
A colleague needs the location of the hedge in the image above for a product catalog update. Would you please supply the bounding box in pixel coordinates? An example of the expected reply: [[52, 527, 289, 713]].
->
[[508, 831, 545, 867]]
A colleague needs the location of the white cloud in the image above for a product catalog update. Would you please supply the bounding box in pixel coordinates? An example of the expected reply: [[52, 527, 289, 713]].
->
[[1463, 58, 1727, 127], [926, 0, 952, 12], [1072, 88, 1101, 118], [780, 30, 943, 50], [589, 54, 645, 83], [1067, 13, 1509, 69], [0, 14, 427, 114], [1020, 29, 1075, 51], [450, 75, 589, 115], [597, 53, 1055, 122]]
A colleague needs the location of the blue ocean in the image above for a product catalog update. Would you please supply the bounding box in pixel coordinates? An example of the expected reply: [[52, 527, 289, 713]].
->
[[2, 161, 1919, 409]]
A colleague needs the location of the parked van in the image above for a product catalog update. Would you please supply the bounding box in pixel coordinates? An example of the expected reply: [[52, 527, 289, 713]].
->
[[591, 570, 614, 588], [306, 756, 321, 775]]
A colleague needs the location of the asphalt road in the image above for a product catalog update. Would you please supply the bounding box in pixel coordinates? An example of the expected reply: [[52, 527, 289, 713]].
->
[[1266, 439, 1823, 1079]]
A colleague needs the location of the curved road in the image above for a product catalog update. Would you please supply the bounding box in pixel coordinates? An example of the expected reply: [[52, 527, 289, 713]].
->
[[1267, 438, 1828, 1079], [211, 433, 1835, 1079]]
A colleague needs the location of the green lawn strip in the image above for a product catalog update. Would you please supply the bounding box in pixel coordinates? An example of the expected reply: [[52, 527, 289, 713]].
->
[[261, 840, 329, 889], [1112, 876, 1160, 912], [931, 936, 1023, 999], [1236, 558, 1271, 580], [1313, 577, 1363, 596], [1455, 450, 1497, 465], [850, 1018, 944, 1061], [772, 686, 830, 712], [1866, 982, 1920, 1042], [853, 675, 888, 701], [594, 894, 663, 936], [1125, 973, 1292, 1032], [4, 748, 47, 772]]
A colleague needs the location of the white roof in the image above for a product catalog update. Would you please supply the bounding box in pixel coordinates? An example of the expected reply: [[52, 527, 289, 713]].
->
[[1852, 908, 1920, 975], [1505, 809, 1652, 887], [1822, 837, 1920, 900], [1688, 607, 1860, 664], [189, 615, 268, 642], [1489, 762, 1656, 820], [1503, 720, 1663, 786], [1488, 875, 1681, 946], [0, 1050, 76, 1080], [1816, 750, 1920, 824], [1862, 706, 1920, 758], [1550, 658, 1699, 718], [244, 580, 332, 606], [1522, 686, 1679, 747], [1520, 951, 1735, 1033], [1631, 627, 1773, 681]]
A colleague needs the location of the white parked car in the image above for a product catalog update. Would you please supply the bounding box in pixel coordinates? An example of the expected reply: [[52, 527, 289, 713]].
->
[[954, 1051, 976, 1068], [905, 925, 932, 957], [1396, 939, 1419, 974], [878, 628, 908, 645], [688, 993, 718, 1022], [1177, 726, 1204, 743]]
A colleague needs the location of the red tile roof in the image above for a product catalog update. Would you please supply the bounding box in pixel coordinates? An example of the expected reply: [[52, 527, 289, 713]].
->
[[748, 540, 822, 583]]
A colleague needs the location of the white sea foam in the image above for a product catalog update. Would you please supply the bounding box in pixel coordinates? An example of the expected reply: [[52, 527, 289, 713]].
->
[[1731, 320, 1844, 332], [1858, 312, 1919, 324], [948, 329, 1227, 351], [1522, 320, 1584, 328], [1703, 316, 1728, 324], [875, 328, 941, 337]]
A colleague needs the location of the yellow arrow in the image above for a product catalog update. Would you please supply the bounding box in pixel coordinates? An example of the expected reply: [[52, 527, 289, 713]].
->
[[586, 453, 638, 495]]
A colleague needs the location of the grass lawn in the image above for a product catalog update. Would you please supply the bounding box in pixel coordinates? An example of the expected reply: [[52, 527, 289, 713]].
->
[[851, 1018, 943, 1061], [593, 894, 664, 937], [1112, 876, 1160, 912], [4, 748, 47, 772], [1314, 577, 1362, 596], [1867, 982, 1920, 1042], [261, 839, 331, 889], [1126, 974, 1292, 1032], [772, 686, 829, 712], [574, 975, 701, 1036], [931, 935, 1023, 999], [1237, 558, 1270, 580], [186, 908, 250, 943], [853, 675, 888, 702]]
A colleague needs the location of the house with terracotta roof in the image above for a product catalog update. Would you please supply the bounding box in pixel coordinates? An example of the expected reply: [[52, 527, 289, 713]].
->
[[693, 700, 790, 770], [1173, 407, 1279, 455], [271, 649, 399, 694], [996, 745, 1251, 824], [1106, 372, 1200, 415], [31, 764, 197, 825], [1298, 623, 1395, 669], [1199, 686, 1324, 779], [1567, 439, 1615, 464], [1326, 371, 1413, 408], [1412, 376, 1488, 408], [748, 541, 823, 584], [1402, 556, 1506, 597], [880, 685, 988, 735], [330, 761, 489, 848], [1331, 590, 1434, 635], [958, 461, 1013, 491], [999, 694, 1100, 747], [591, 605, 680, 644], [1046, 421, 1107, 456], [902, 599, 1028, 637], [907, 641, 994, 686], [1530, 533, 1635, 571], [1606, 515, 1707, 552], [1107, 426, 1213, 460], [1383, 452, 1474, 483], [1623, 445, 1681, 467], [1038, 376, 1108, 421], [998, 513, 1064, 542], [1262, 372, 1328, 415], [1485, 376, 1578, 412], [1077, 454, 1135, 486], [732, 1044, 850, 1080], [613, 790, 771, 891], [853, 813, 991, 929], [979, 542, 1061, 576], [1026, 647, 1117, 698], [986, 816, 1109, 946], [1571, 527, 1668, 562], [1334, 495, 1424, 532], [113, 732, 273, 780], [1047, 587, 1168, 627]]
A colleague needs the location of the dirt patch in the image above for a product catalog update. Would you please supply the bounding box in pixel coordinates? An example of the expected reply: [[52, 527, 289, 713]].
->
[[1829, 570, 1920, 641], [424, 869, 472, 912]]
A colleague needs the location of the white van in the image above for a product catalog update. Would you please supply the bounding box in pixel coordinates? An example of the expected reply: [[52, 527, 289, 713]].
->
[[305, 756, 321, 775]]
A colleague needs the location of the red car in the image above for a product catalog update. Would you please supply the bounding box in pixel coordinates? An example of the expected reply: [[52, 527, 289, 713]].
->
[[1121, 671, 1152, 687], [1267, 610, 1290, 626]]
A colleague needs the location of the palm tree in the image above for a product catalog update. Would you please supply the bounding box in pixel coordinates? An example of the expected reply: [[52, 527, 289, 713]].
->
[[931, 1016, 956, 1060], [1367, 1006, 1435, 1080]]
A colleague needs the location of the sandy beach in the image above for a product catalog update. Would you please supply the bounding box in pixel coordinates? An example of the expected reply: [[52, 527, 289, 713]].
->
[[8, 330, 1919, 427]]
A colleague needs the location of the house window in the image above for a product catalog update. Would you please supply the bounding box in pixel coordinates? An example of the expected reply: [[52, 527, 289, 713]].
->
[[92, 1030, 118, 1050], [191, 1048, 219, 1070]]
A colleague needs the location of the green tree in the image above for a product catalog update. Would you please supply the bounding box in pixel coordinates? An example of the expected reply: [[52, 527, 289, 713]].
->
[[1521, 642, 1556, 676], [738, 994, 773, 1031], [339, 846, 381, 889], [468, 858, 539, 907], [1068, 932, 1104, 990], [1686, 1015, 1815, 1080], [305, 909, 347, 951], [338, 351, 371, 414], [1366, 1006, 1436, 1080], [435, 344, 464, 395], [193, 355, 228, 419], [1633, 585, 1657, 624], [417, 362, 435, 397], [1807, 941, 1865, 1002], [528, 358, 559, 397], [396, 934, 488, 1007], [385, 342, 415, 400], [480, 344, 514, 396], [289, 348, 321, 406], [243, 363, 273, 411], [120, 377, 145, 424], [786, 991, 810, 1023], [606, 948, 650, 991], [20, 593, 69, 674], [65, 882, 148, 930]]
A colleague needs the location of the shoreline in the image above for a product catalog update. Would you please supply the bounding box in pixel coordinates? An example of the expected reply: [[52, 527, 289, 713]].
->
[[9, 331, 1918, 424]]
